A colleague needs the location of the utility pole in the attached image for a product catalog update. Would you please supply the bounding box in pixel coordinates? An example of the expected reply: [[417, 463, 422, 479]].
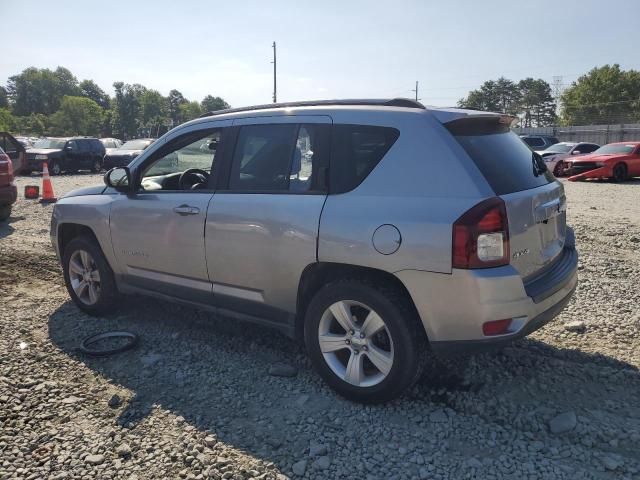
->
[[552, 75, 563, 118], [272, 41, 277, 103], [411, 81, 420, 102]]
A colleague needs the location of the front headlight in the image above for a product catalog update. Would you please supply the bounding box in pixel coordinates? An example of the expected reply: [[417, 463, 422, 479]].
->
[[35, 154, 48, 160]]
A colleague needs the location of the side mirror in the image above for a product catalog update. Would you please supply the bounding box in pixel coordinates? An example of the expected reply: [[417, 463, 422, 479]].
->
[[65, 145, 73, 151], [572, 150, 581, 155], [104, 167, 132, 193]]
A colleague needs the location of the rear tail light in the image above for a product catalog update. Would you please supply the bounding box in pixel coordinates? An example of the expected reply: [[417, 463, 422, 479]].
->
[[452, 197, 509, 269], [482, 319, 512, 336], [0, 154, 13, 176]]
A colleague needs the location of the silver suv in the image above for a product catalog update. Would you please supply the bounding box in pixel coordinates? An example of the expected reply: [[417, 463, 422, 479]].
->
[[51, 99, 578, 403]]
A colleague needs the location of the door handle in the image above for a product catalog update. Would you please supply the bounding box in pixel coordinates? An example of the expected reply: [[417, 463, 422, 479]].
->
[[173, 204, 200, 215]]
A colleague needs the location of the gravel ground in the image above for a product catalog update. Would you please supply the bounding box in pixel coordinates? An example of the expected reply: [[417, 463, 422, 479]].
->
[[1, 173, 639, 480]]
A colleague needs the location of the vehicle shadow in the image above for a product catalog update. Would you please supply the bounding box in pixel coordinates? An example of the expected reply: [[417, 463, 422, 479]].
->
[[47, 297, 640, 475], [0, 214, 24, 239]]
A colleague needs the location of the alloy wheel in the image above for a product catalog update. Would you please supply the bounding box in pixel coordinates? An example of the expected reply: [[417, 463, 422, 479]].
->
[[318, 300, 394, 387], [68, 250, 101, 305]]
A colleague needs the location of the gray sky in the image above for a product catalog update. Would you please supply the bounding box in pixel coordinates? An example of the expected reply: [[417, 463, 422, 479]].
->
[[2, 0, 640, 107]]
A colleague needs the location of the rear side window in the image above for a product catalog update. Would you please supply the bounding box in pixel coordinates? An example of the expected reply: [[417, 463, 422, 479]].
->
[[449, 120, 554, 195], [330, 125, 399, 193]]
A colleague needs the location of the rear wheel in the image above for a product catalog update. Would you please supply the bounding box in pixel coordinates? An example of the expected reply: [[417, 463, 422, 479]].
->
[[613, 163, 627, 182], [49, 160, 62, 176], [91, 158, 102, 173], [62, 235, 118, 315], [304, 279, 424, 403], [0, 205, 11, 222]]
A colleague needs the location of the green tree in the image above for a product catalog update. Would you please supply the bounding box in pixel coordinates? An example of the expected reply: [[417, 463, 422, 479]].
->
[[6, 66, 80, 115], [200, 95, 230, 112], [0, 108, 15, 131], [518, 78, 556, 127], [79, 79, 110, 109], [0, 87, 8, 109], [140, 89, 166, 125], [458, 77, 521, 115], [179, 101, 202, 122], [167, 89, 187, 125], [49, 96, 103, 136], [561, 64, 640, 125], [111, 82, 146, 138], [13, 113, 49, 136]]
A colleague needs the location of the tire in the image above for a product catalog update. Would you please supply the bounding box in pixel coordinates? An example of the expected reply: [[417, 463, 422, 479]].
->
[[553, 161, 564, 177], [0, 205, 11, 222], [49, 160, 62, 176], [62, 235, 118, 316], [304, 279, 424, 403], [612, 163, 627, 182], [91, 158, 102, 173]]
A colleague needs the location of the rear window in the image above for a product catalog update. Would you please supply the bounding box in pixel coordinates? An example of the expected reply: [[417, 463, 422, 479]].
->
[[330, 125, 399, 193], [449, 120, 554, 195], [522, 137, 544, 148]]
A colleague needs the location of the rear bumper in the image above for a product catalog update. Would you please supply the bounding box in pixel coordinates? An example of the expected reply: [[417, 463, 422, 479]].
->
[[0, 184, 17, 205], [395, 241, 578, 356]]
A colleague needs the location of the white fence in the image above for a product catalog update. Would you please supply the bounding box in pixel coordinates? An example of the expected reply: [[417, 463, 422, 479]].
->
[[513, 124, 640, 145]]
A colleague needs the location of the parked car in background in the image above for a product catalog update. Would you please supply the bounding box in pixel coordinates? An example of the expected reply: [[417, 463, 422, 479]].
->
[[566, 142, 640, 182], [537, 142, 600, 176], [102, 138, 154, 170], [51, 99, 577, 402], [15, 136, 34, 148], [520, 134, 559, 150], [0, 132, 27, 174], [0, 146, 17, 221], [26, 137, 106, 175], [100, 138, 123, 157]]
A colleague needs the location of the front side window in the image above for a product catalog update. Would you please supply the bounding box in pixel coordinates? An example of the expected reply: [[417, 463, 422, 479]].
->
[[140, 129, 220, 191]]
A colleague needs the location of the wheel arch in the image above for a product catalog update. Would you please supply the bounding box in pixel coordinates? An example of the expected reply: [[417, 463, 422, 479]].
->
[[295, 262, 422, 342], [57, 223, 101, 257]]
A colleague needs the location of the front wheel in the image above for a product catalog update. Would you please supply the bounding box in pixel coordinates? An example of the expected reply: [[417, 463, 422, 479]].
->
[[553, 161, 564, 177], [62, 235, 118, 315], [613, 163, 627, 182], [49, 160, 62, 176], [304, 280, 424, 403]]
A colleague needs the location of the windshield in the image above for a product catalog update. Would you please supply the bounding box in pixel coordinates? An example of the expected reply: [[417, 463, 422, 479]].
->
[[121, 140, 151, 150], [33, 138, 66, 149], [594, 144, 635, 155], [545, 143, 574, 153]]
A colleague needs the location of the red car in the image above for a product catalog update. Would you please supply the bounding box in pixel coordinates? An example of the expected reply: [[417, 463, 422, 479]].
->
[[566, 142, 640, 182], [0, 146, 17, 221]]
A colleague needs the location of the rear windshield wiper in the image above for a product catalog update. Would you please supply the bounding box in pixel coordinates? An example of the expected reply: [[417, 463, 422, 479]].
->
[[531, 152, 547, 176]]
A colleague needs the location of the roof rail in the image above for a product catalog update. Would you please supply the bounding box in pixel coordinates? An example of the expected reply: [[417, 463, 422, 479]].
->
[[198, 98, 425, 119]]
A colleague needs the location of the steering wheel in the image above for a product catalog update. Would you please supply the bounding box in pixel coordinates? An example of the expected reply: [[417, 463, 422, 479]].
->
[[178, 168, 209, 190]]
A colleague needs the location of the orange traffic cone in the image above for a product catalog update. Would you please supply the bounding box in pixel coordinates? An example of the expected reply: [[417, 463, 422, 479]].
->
[[39, 163, 57, 204]]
